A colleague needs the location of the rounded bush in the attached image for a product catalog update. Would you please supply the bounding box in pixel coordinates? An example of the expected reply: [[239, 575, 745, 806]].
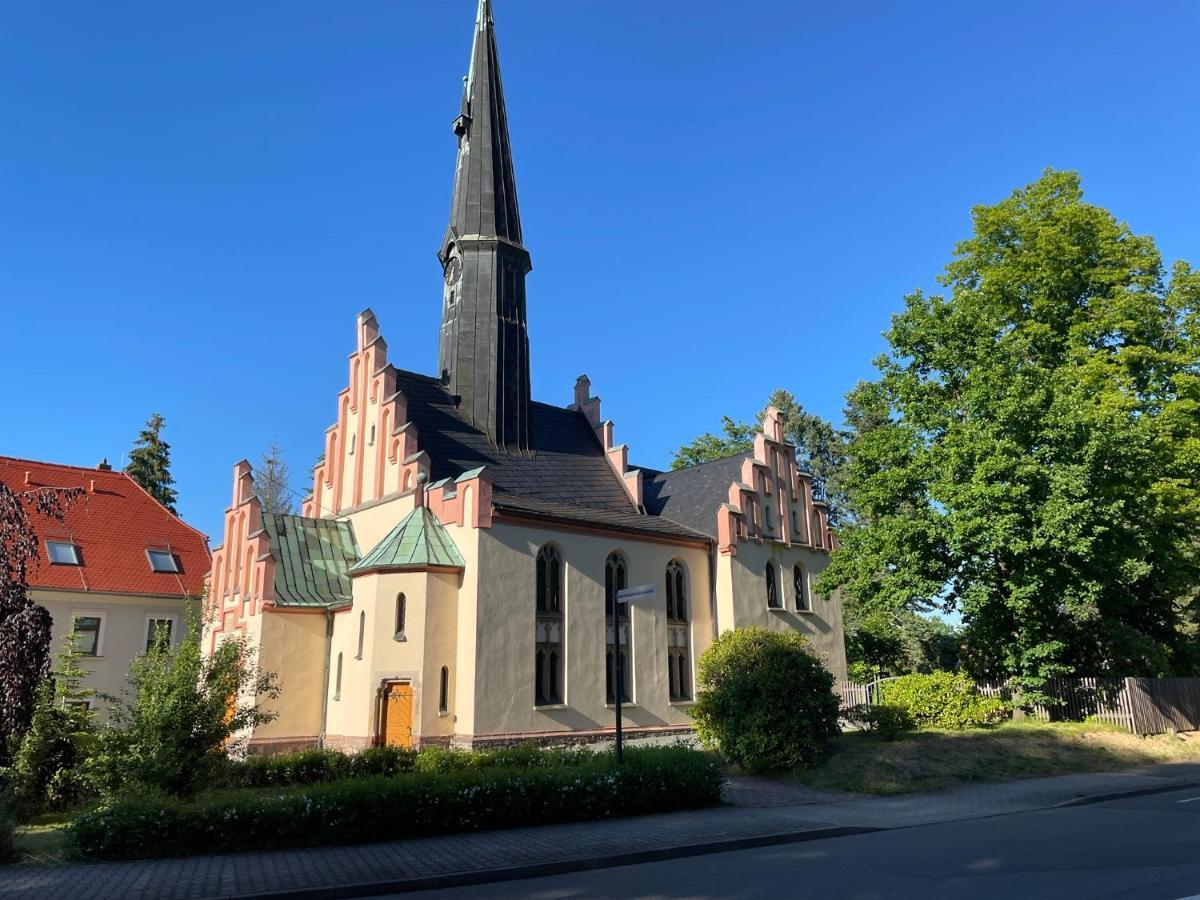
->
[[690, 626, 840, 773], [879, 672, 1009, 730], [842, 703, 913, 739]]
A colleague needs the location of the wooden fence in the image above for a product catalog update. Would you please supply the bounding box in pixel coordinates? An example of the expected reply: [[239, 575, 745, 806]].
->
[[838, 676, 1200, 735]]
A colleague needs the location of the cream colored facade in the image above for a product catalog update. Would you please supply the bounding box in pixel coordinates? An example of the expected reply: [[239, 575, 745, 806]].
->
[[39, 588, 194, 720], [205, 312, 847, 754]]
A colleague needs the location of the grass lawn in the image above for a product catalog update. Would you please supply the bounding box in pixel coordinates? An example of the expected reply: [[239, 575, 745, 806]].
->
[[12, 812, 72, 865], [795, 720, 1200, 795]]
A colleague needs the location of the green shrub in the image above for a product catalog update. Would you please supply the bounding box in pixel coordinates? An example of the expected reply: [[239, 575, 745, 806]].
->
[[842, 704, 913, 739], [690, 626, 841, 773], [84, 611, 279, 799], [228, 748, 352, 788], [347, 746, 417, 778], [70, 745, 723, 861], [879, 672, 1010, 730], [6, 641, 96, 817]]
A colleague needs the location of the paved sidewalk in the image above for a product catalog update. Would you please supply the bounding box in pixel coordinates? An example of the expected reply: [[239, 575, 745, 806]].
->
[[3, 763, 1199, 900]]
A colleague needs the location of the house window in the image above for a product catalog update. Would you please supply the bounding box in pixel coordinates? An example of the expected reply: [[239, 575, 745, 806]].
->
[[357, 610, 366, 659], [439, 666, 450, 714], [64, 700, 90, 713], [369, 424, 376, 446], [47, 541, 81, 566], [394, 594, 407, 640], [666, 560, 691, 701], [145, 617, 173, 653], [146, 549, 180, 573], [605, 552, 631, 704], [72, 614, 103, 656], [535, 544, 564, 706], [334, 652, 343, 701], [348, 434, 356, 456], [794, 565, 809, 611], [766, 562, 780, 609]]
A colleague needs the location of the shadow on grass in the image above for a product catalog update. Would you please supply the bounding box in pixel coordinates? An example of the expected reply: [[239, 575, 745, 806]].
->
[[795, 721, 1200, 795], [11, 812, 73, 866]]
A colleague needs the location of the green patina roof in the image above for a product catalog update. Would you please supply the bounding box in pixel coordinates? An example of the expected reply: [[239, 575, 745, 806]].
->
[[263, 514, 359, 609], [350, 507, 466, 574]]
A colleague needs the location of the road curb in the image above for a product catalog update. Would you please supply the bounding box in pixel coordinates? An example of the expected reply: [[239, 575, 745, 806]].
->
[[207, 826, 880, 900], [1051, 779, 1200, 809]]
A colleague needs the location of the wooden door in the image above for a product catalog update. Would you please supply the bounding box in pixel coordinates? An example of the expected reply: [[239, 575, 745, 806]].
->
[[383, 682, 413, 749]]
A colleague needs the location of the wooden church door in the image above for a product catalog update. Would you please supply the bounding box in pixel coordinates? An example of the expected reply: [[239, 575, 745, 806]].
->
[[383, 682, 413, 748]]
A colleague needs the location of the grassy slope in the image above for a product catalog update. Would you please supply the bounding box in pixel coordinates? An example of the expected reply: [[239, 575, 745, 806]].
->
[[795, 721, 1200, 795]]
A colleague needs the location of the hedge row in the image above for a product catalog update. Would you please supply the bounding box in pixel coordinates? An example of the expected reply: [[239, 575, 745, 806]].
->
[[222, 744, 601, 789], [879, 672, 1010, 730], [71, 745, 724, 861]]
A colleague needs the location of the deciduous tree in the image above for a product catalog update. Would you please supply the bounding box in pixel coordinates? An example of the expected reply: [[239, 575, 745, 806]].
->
[[0, 481, 84, 754], [820, 170, 1200, 688]]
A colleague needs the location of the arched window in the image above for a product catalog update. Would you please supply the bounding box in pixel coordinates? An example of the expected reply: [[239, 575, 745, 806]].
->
[[605, 552, 631, 703], [439, 666, 450, 714], [794, 564, 808, 611], [766, 562, 780, 609], [394, 594, 407, 640], [356, 610, 366, 659], [535, 544, 564, 706], [334, 652, 343, 701], [666, 560, 691, 701]]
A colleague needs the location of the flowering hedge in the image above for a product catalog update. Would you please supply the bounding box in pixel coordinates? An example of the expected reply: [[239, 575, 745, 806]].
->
[[71, 745, 723, 860]]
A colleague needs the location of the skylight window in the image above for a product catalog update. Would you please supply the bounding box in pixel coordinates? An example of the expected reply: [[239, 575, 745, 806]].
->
[[46, 541, 81, 566], [146, 549, 180, 573]]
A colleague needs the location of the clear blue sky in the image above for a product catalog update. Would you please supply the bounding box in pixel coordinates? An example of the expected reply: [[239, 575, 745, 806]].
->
[[3, 1, 1197, 544]]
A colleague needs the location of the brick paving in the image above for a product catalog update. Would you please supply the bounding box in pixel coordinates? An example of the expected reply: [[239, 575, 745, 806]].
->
[[2, 763, 1198, 900]]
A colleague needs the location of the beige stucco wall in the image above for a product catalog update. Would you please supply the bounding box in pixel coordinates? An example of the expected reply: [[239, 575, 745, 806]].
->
[[466, 520, 714, 742], [717, 541, 847, 680], [252, 610, 329, 742], [38, 588, 195, 721]]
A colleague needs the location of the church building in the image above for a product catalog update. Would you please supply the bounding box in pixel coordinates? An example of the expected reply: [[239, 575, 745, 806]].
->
[[205, 0, 846, 754]]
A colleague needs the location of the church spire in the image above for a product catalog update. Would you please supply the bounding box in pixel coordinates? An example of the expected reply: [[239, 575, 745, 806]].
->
[[438, 0, 534, 453]]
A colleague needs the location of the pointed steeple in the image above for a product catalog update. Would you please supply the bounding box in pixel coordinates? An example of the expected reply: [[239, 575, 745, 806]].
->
[[438, 0, 534, 453], [447, 0, 523, 245]]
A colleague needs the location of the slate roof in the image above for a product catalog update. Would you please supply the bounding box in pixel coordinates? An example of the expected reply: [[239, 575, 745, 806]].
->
[[262, 514, 359, 609], [391, 369, 710, 543], [0, 456, 210, 598], [642, 453, 752, 540], [350, 507, 466, 574]]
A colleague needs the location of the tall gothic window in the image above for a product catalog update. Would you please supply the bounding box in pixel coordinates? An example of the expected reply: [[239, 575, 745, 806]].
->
[[535, 544, 564, 706], [665, 560, 691, 701], [794, 564, 809, 611], [605, 551, 631, 703], [766, 562, 780, 609], [439, 666, 450, 714], [394, 594, 407, 640]]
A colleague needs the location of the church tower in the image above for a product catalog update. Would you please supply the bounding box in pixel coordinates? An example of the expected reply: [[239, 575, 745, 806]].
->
[[438, 0, 533, 453]]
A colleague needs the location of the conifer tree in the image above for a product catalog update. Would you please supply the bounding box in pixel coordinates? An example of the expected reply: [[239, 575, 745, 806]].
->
[[257, 440, 294, 516], [125, 413, 178, 514]]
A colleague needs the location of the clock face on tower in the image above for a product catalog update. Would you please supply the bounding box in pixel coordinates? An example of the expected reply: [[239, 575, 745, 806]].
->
[[445, 257, 462, 286]]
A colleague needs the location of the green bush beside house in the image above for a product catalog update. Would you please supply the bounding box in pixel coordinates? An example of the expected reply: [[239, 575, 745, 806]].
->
[[690, 627, 841, 773]]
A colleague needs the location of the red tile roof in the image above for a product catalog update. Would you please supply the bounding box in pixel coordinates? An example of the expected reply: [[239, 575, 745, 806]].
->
[[0, 456, 210, 599]]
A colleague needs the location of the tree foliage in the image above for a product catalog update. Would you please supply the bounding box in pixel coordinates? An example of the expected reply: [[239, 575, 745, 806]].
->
[[84, 609, 279, 798], [690, 627, 840, 773], [671, 389, 852, 523], [125, 412, 178, 513], [844, 602, 959, 684], [257, 440, 294, 516], [5, 639, 96, 815], [820, 170, 1200, 688], [0, 481, 84, 754]]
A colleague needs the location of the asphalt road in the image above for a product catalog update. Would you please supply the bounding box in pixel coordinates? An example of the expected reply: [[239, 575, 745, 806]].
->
[[401, 787, 1200, 899]]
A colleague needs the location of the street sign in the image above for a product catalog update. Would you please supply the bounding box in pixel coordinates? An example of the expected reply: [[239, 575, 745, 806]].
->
[[615, 584, 657, 606]]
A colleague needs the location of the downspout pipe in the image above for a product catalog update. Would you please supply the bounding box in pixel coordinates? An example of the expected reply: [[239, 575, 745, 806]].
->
[[317, 608, 334, 748]]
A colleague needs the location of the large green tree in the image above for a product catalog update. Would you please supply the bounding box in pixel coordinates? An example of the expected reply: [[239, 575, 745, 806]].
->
[[671, 389, 851, 523], [125, 413, 178, 514], [820, 170, 1200, 687]]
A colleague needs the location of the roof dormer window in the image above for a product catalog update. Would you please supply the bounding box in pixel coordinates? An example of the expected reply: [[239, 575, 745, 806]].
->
[[146, 549, 180, 573], [46, 541, 81, 566]]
